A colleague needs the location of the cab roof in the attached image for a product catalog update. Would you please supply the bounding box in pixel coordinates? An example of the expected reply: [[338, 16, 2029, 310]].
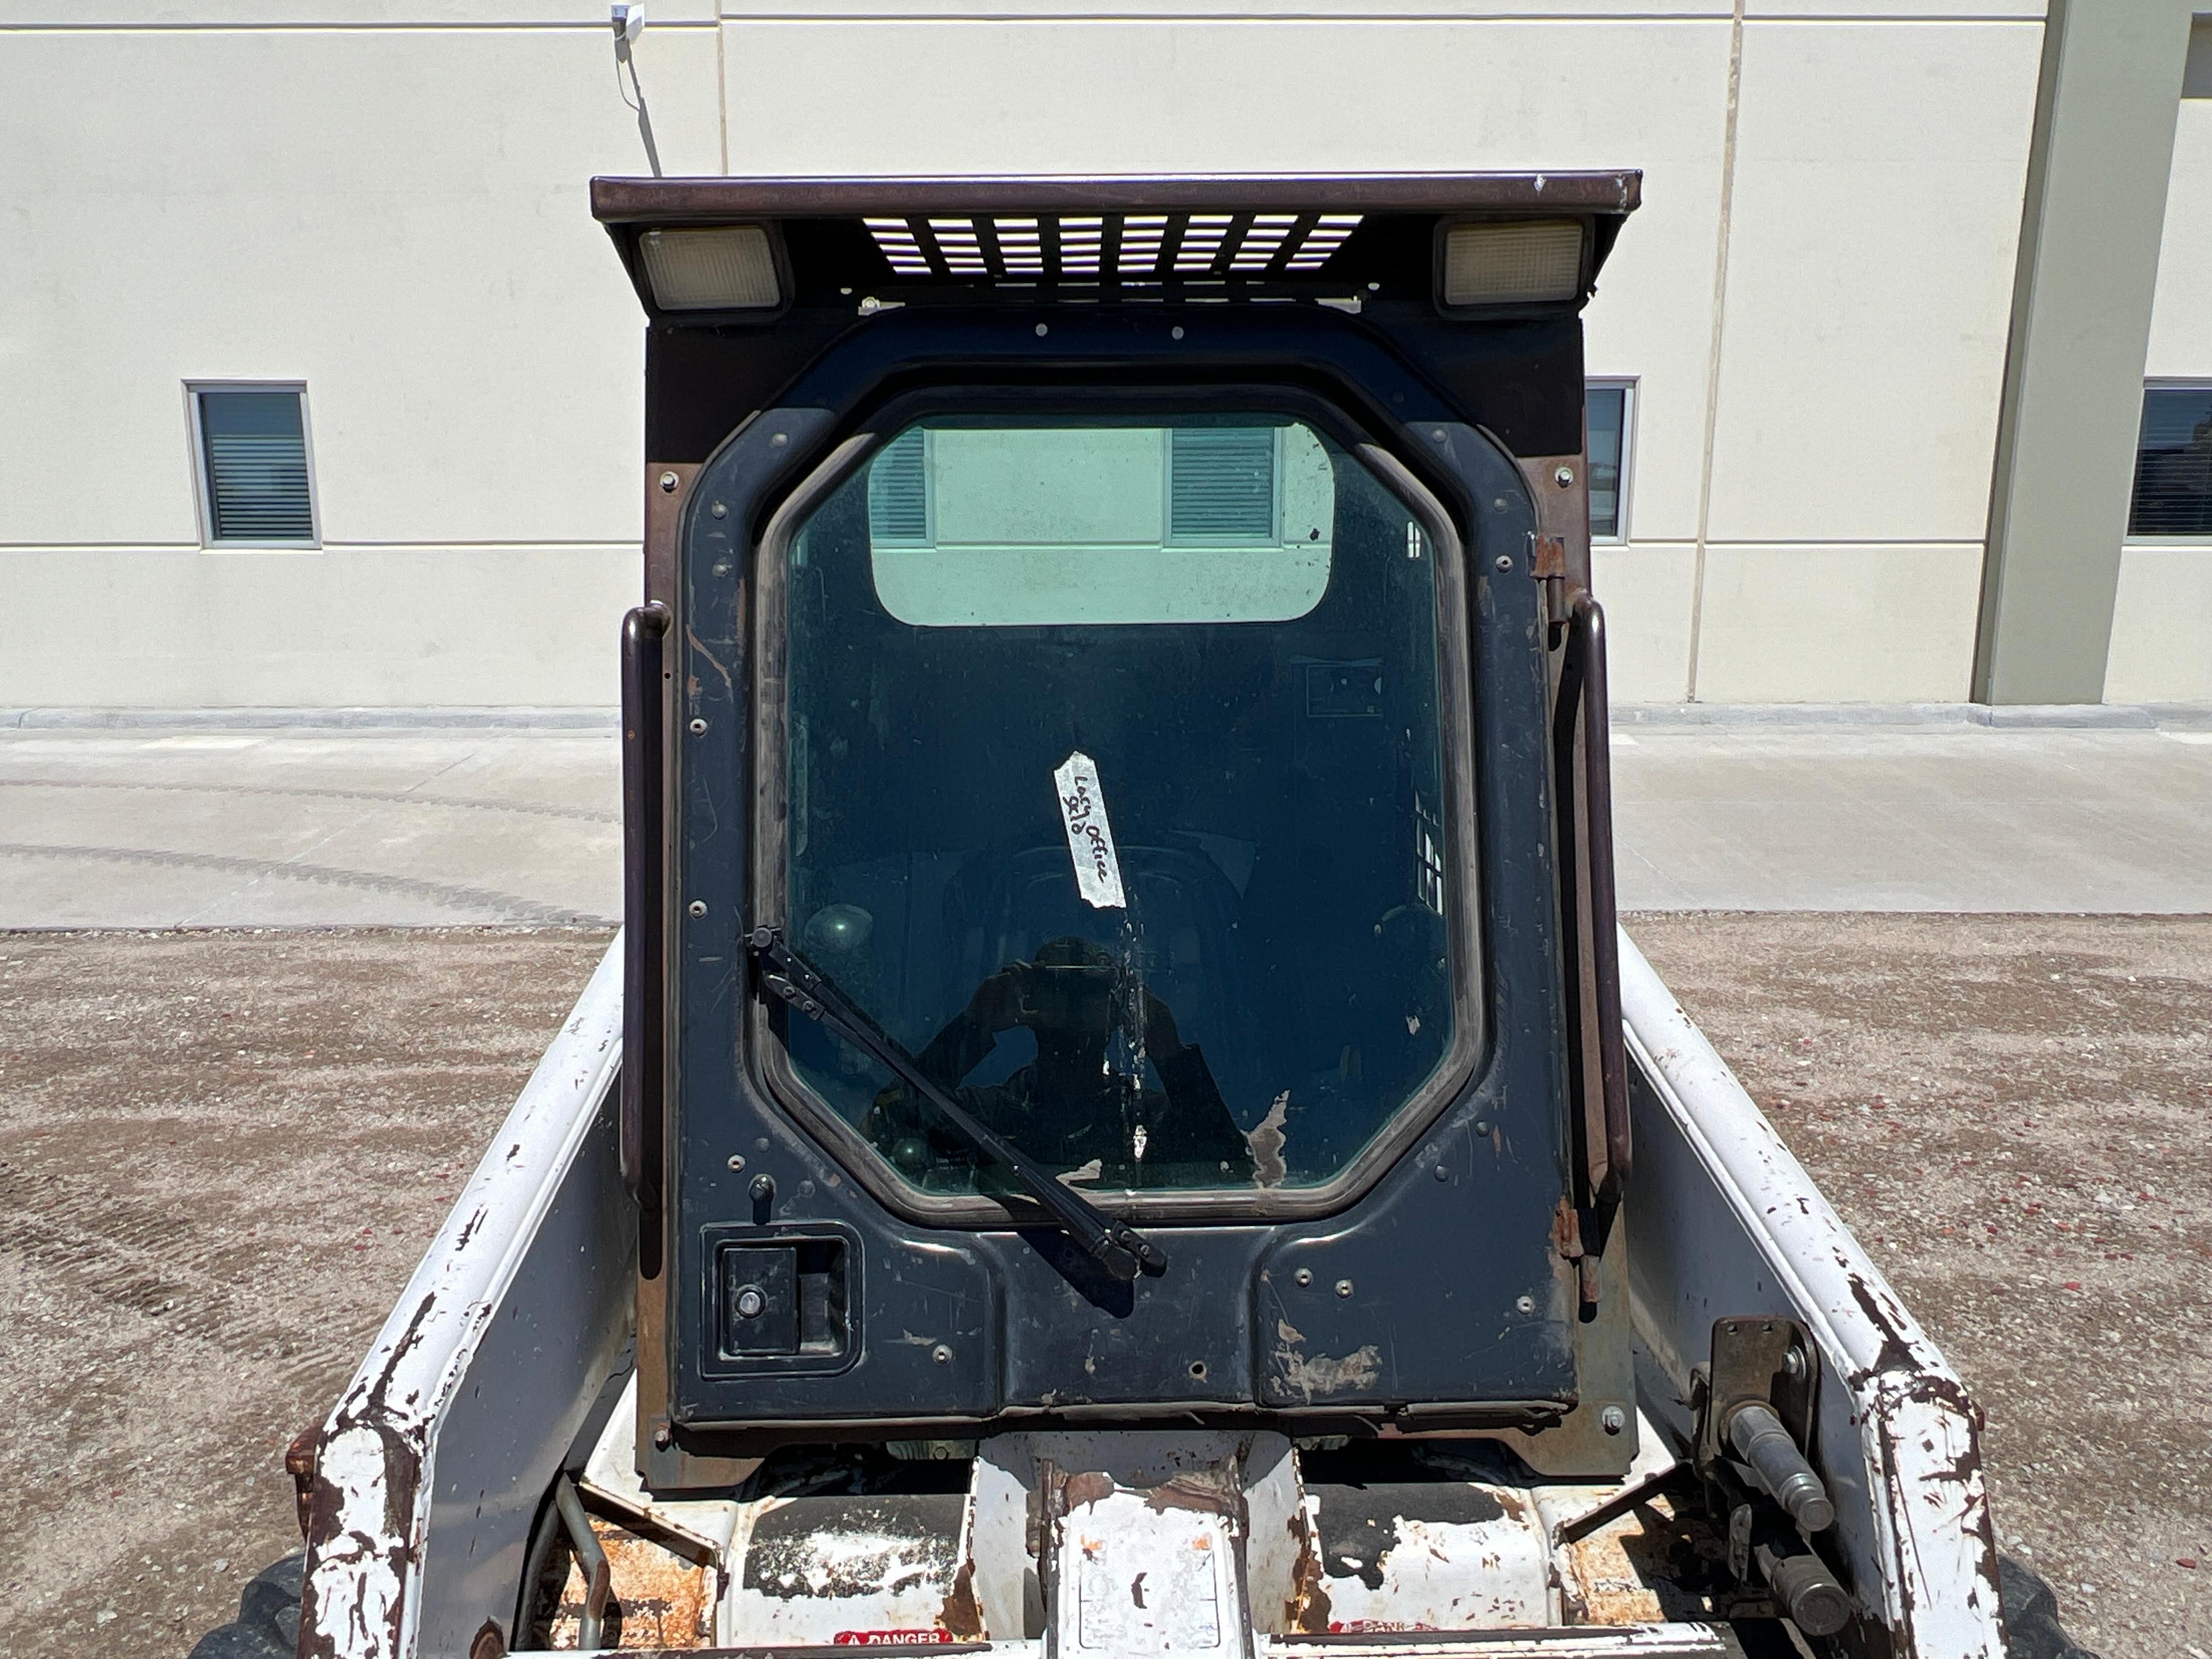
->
[[590, 172, 1639, 315]]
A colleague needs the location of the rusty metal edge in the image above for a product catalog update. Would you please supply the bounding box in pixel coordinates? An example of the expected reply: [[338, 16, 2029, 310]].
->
[[589, 172, 1642, 224], [1616, 927, 2004, 1659], [298, 937, 627, 1659]]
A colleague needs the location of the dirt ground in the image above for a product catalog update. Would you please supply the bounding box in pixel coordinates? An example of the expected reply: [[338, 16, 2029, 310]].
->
[[1628, 914, 2212, 1659], [0, 918, 2205, 1659]]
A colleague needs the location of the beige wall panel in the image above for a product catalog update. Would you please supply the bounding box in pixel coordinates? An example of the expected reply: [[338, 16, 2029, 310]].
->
[[722, 18, 1731, 543], [10, 4, 717, 25], [2103, 547, 2212, 704], [1593, 543, 1695, 703], [2144, 100, 2212, 377], [0, 548, 634, 707], [1702, 21, 2040, 544], [1694, 544, 1984, 703], [0, 26, 718, 551], [721, 0, 1726, 14], [1743, 0, 2040, 15]]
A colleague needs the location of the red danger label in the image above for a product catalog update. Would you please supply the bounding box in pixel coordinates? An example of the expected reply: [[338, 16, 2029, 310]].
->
[[832, 1631, 955, 1646]]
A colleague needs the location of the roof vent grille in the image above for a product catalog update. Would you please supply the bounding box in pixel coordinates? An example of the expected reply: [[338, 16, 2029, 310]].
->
[[860, 210, 1363, 287]]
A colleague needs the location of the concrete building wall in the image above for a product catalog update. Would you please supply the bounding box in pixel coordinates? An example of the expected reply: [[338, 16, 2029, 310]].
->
[[0, 0, 2139, 711], [2108, 20, 2212, 706], [0, 9, 726, 707]]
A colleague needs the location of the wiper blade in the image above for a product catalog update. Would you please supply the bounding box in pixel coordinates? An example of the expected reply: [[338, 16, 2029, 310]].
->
[[745, 927, 1166, 1283]]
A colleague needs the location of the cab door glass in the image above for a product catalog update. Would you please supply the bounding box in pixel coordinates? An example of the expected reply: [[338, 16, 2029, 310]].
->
[[777, 414, 1468, 1198]]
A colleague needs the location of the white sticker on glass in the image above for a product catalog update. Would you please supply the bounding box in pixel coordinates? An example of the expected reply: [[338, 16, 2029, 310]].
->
[[1054, 751, 1127, 910]]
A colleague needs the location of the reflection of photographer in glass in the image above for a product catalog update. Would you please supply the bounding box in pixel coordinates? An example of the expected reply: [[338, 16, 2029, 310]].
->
[[866, 937, 1251, 1187]]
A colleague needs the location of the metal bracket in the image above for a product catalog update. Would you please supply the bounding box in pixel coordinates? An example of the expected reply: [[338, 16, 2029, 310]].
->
[[1695, 1316, 1817, 1475]]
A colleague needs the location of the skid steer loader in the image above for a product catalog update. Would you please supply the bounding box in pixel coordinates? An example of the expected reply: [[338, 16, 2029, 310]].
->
[[285, 174, 2006, 1659]]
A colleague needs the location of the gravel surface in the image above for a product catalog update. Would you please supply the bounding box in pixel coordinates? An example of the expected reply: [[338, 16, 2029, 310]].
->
[[0, 928, 615, 1659], [0, 919, 2203, 1659], [1628, 913, 2211, 1659]]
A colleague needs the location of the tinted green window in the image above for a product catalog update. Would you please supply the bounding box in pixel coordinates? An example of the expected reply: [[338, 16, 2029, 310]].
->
[[775, 414, 1468, 1200]]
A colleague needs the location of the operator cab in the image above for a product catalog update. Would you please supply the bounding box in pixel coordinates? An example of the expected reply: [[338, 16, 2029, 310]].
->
[[595, 176, 1650, 1649]]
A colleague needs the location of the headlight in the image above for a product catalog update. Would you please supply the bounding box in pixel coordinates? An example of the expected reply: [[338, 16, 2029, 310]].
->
[[1438, 219, 1585, 309], [639, 225, 780, 310]]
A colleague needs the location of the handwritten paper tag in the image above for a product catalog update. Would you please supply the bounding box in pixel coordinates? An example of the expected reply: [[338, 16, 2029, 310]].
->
[[1053, 751, 1127, 910]]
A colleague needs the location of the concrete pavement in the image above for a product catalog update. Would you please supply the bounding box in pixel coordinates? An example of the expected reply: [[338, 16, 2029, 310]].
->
[[1612, 722, 2212, 911], [0, 729, 620, 927], [2, 714, 2209, 926]]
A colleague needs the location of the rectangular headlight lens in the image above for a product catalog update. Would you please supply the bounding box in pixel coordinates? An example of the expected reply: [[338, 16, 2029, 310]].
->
[[640, 225, 779, 310], [1441, 220, 1584, 308]]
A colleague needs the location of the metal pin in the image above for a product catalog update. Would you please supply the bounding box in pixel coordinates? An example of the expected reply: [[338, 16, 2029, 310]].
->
[[658, 471, 679, 493]]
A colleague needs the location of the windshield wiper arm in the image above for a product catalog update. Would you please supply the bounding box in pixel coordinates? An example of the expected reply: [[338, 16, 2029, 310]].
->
[[745, 927, 1165, 1283]]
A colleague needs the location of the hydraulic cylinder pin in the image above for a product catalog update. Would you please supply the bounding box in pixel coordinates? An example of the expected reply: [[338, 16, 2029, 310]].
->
[[1729, 1402, 1835, 1533], [1753, 1537, 1851, 1637]]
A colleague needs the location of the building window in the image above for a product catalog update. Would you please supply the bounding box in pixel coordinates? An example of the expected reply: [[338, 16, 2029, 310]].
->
[[1585, 380, 1635, 541], [189, 383, 318, 547], [867, 426, 930, 543], [1169, 426, 1279, 542], [2128, 384, 2212, 538]]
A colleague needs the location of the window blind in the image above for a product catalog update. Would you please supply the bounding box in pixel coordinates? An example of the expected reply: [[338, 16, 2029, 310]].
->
[[198, 389, 314, 544], [2130, 387, 2212, 537], [1585, 385, 1628, 540], [868, 427, 929, 542], [1169, 428, 1277, 541]]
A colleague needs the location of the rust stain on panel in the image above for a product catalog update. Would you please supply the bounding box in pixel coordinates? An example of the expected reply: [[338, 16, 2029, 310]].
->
[[546, 1516, 716, 1650]]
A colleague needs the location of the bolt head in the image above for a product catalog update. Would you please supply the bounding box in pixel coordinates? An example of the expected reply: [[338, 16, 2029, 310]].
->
[[688, 899, 707, 918], [726, 1153, 745, 1172], [1494, 553, 1513, 573], [1171, 325, 1185, 340], [932, 1344, 953, 1365], [652, 1424, 672, 1448], [1293, 1267, 1313, 1287], [658, 471, 679, 493], [689, 717, 708, 736], [710, 501, 728, 518], [1035, 322, 1049, 337], [1474, 1120, 1493, 1137], [1334, 1278, 1354, 1298], [1600, 1404, 1628, 1435], [1515, 1295, 1535, 1315], [1554, 465, 1574, 488], [734, 1286, 766, 1320]]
